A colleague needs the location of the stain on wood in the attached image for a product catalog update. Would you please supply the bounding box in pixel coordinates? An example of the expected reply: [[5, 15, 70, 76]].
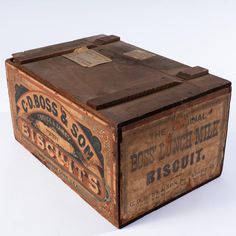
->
[[6, 34, 231, 228]]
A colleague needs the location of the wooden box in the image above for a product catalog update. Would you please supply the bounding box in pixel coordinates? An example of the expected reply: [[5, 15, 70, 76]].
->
[[6, 35, 231, 228]]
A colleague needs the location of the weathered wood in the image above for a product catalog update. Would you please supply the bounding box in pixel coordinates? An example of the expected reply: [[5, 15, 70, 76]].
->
[[6, 34, 231, 228], [120, 88, 230, 224], [87, 77, 181, 110]]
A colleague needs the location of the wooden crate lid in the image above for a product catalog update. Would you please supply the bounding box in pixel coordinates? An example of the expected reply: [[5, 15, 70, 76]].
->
[[11, 34, 231, 126]]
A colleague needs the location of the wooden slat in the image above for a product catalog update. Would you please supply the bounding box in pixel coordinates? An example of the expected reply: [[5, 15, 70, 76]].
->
[[177, 66, 209, 80], [87, 77, 181, 110], [12, 35, 106, 64], [94, 35, 120, 45]]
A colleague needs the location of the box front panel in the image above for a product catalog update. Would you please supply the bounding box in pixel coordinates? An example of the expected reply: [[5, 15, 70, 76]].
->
[[120, 89, 231, 224], [6, 62, 118, 226]]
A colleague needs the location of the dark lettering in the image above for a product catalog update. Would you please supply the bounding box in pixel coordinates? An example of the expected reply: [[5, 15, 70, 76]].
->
[[27, 96, 33, 109], [34, 95, 40, 108], [39, 95, 46, 109], [181, 155, 189, 169], [163, 164, 171, 177], [172, 160, 180, 173], [21, 100, 28, 112], [71, 123, 78, 138], [130, 154, 138, 172], [146, 171, 155, 185], [52, 102, 58, 117], [84, 145, 94, 161], [45, 98, 51, 112], [60, 107, 68, 127]]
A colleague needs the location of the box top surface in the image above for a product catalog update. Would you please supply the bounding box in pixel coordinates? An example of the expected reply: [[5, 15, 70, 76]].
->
[[10, 34, 231, 126]]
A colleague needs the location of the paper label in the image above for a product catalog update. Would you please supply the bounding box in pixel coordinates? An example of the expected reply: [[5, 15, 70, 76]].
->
[[124, 49, 155, 60], [63, 48, 112, 67]]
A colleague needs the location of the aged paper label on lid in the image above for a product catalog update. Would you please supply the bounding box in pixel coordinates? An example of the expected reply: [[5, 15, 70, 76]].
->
[[124, 49, 155, 60], [63, 47, 112, 67]]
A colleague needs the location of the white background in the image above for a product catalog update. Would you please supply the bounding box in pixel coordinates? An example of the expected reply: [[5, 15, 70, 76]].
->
[[0, 1, 236, 235]]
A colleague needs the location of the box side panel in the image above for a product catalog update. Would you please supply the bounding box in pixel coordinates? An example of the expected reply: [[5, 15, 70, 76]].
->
[[120, 88, 231, 225], [6, 61, 119, 227]]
